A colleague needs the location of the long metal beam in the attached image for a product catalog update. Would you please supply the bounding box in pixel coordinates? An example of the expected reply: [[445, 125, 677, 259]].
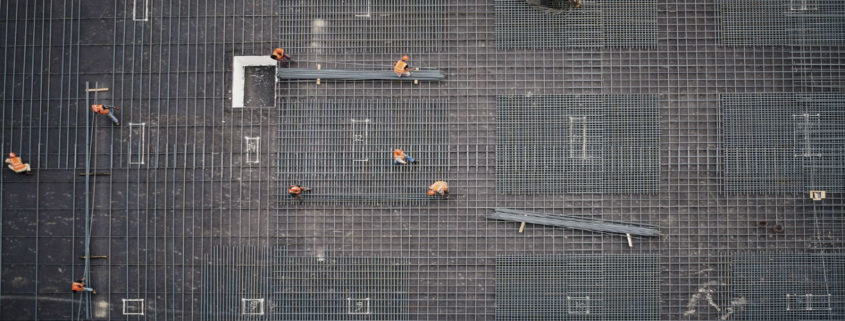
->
[[277, 68, 445, 81], [489, 208, 662, 236]]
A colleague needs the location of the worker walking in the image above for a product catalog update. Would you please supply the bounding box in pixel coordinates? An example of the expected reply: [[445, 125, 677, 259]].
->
[[393, 55, 414, 78], [71, 278, 96, 294], [271, 48, 292, 64], [393, 149, 418, 165], [288, 184, 311, 200], [90, 104, 120, 126], [5, 152, 32, 174], [427, 180, 449, 198]]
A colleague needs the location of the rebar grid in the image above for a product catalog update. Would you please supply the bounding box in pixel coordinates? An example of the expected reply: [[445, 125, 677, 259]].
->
[[496, 94, 660, 194], [720, 0, 845, 46], [731, 253, 845, 321], [496, 255, 661, 321], [495, 0, 658, 49], [277, 99, 449, 203], [722, 93, 845, 193], [273, 255, 411, 320], [0, 0, 844, 321]]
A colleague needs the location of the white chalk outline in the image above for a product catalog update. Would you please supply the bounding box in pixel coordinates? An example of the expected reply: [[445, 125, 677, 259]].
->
[[122, 298, 144, 315], [245, 136, 260, 164], [133, 0, 149, 21], [241, 298, 265, 315], [129, 123, 146, 165], [347, 297, 371, 315]]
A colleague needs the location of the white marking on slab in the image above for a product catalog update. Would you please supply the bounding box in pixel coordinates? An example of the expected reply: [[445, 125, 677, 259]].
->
[[95, 300, 109, 318], [245, 136, 260, 164], [311, 19, 327, 53], [122, 298, 145, 315], [129, 123, 146, 165], [242, 298, 265, 315], [133, 0, 149, 21]]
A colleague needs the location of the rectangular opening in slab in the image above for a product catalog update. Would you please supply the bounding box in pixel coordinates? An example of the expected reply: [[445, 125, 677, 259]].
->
[[122, 299, 144, 315], [243, 66, 276, 107], [132, 0, 149, 21], [232, 56, 276, 108], [245, 136, 260, 164], [128, 123, 145, 165], [347, 297, 371, 315]]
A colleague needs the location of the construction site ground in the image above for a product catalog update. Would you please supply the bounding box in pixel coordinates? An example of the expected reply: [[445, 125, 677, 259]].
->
[[1, 0, 844, 320]]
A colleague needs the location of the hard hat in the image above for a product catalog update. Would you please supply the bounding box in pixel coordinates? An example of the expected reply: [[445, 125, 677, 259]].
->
[[401, 55, 409, 61], [394, 149, 402, 154], [8, 152, 15, 158], [427, 189, 435, 196]]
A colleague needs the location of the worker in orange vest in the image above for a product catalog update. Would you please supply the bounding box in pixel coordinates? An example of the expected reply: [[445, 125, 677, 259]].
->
[[71, 277, 96, 294], [5, 152, 32, 174], [90, 104, 120, 126], [427, 181, 449, 198], [288, 184, 311, 200], [393, 55, 416, 77], [393, 149, 418, 165], [271, 48, 291, 64]]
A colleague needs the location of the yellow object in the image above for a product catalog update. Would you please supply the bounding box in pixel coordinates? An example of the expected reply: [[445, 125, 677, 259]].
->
[[810, 190, 826, 201]]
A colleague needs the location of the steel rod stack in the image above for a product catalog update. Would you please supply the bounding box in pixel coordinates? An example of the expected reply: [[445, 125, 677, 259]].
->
[[489, 208, 662, 237], [277, 68, 446, 81]]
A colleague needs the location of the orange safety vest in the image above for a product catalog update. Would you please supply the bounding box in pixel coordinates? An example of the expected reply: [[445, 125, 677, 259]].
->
[[6, 157, 26, 171], [393, 149, 405, 159], [71, 282, 84, 292], [429, 181, 448, 193], [393, 60, 409, 74], [272, 48, 286, 60], [90, 104, 109, 115], [288, 185, 302, 194]]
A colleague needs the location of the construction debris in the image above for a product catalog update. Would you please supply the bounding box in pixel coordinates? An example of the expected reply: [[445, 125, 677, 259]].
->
[[277, 68, 445, 81], [489, 208, 662, 237]]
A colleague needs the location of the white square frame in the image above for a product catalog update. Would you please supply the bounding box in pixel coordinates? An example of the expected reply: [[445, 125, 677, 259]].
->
[[133, 0, 149, 21], [245, 136, 260, 164], [566, 296, 591, 315], [241, 298, 265, 315], [128, 123, 146, 165], [122, 299, 144, 316], [347, 297, 371, 315]]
